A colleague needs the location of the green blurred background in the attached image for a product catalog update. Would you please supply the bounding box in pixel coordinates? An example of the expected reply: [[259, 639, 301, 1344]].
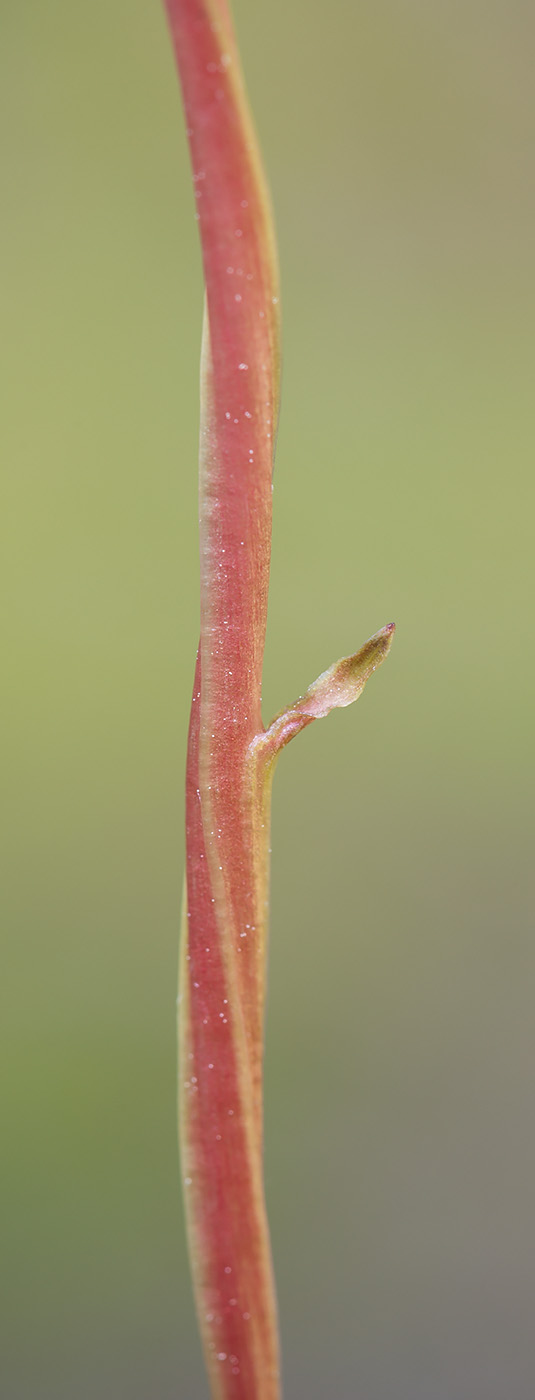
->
[[3, 2, 534, 1396]]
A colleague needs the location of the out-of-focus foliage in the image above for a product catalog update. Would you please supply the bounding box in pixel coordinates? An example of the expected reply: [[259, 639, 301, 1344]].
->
[[2, 3, 534, 1397]]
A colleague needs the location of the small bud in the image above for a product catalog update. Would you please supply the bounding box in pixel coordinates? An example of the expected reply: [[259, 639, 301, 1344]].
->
[[255, 624, 395, 761], [298, 624, 395, 719]]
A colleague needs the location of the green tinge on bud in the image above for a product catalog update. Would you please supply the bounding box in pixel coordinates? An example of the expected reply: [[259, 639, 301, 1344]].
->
[[253, 623, 395, 766], [299, 623, 396, 718]]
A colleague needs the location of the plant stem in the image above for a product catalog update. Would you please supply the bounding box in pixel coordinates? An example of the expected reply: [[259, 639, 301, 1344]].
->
[[164, 4, 394, 1396]]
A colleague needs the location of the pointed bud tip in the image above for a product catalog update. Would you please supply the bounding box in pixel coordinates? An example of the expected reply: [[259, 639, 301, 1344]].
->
[[372, 621, 395, 643], [360, 622, 395, 664]]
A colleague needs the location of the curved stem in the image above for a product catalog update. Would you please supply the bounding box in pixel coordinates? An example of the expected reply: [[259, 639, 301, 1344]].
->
[[163, 5, 395, 1397]]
